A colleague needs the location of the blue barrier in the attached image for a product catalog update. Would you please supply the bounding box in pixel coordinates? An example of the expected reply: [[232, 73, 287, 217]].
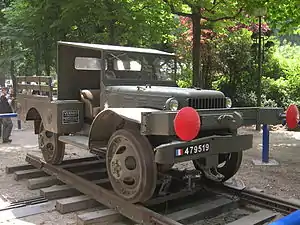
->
[[262, 124, 270, 163], [269, 210, 300, 225], [0, 113, 17, 118]]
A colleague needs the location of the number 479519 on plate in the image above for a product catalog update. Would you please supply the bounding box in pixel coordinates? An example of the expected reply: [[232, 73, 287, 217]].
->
[[175, 143, 210, 157]]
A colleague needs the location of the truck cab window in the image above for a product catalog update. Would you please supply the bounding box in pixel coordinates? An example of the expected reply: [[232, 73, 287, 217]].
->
[[113, 59, 142, 71], [74, 57, 102, 71], [104, 52, 175, 82]]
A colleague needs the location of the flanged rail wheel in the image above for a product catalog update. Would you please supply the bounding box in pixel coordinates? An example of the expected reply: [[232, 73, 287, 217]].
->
[[106, 129, 157, 203], [38, 122, 65, 164], [193, 152, 243, 182]]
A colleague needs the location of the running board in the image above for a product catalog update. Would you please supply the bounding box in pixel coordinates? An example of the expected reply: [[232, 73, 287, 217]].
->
[[59, 135, 89, 150]]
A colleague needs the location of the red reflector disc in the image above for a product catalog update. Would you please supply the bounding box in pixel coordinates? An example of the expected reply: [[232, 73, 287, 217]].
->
[[173, 107, 201, 141], [286, 104, 299, 129]]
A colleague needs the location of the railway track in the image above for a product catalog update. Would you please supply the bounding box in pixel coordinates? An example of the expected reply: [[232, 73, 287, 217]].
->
[[2, 154, 300, 225]]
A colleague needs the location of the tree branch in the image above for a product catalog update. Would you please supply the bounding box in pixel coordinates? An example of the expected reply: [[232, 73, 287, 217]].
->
[[206, 1, 221, 13], [132, 5, 152, 13], [203, 7, 243, 22], [162, 0, 192, 17], [182, 0, 194, 8]]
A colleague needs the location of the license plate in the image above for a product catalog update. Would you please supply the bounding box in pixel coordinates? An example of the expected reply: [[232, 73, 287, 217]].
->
[[175, 143, 210, 157]]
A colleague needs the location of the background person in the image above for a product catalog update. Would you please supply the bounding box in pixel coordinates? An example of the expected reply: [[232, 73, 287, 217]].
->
[[0, 87, 13, 143]]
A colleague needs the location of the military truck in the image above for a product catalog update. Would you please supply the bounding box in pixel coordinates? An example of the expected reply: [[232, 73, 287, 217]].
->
[[16, 41, 299, 203]]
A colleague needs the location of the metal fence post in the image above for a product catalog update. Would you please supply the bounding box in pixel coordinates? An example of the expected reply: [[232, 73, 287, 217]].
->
[[262, 124, 269, 163], [252, 123, 278, 166], [17, 119, 21, 130]]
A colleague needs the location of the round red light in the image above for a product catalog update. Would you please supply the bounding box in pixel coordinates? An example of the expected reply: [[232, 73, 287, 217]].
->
[[173, 107, 201, 141], [286, 104, 299, 129]]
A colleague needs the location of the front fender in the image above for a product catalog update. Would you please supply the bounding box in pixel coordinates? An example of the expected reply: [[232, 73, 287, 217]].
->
[[88, 108, 159, 149]]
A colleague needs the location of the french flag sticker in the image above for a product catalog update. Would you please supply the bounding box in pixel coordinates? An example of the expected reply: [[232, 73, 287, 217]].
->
[[176, 148, 183, 156]]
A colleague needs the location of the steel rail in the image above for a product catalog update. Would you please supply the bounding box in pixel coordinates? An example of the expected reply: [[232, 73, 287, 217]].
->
[[237, 188, 300, 214], [205, 182, 300, 214], [25, 154, 183, 225], [0, 196, 48, 212]]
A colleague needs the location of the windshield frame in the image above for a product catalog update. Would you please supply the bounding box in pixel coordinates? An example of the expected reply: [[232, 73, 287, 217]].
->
[[101, 50, 177, 86]]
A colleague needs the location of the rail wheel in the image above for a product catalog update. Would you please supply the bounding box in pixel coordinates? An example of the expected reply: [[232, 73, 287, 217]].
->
[[38, 122, 65, 164], [106, 129, 157, 203], [193, 152, 243, 182]]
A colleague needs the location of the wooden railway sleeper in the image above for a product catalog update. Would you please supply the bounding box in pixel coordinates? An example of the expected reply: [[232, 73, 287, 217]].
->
[[25, 154, 183, 225]]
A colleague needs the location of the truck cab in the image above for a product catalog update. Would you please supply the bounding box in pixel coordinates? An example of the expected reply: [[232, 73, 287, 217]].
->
[[57, 42, 228, 121]]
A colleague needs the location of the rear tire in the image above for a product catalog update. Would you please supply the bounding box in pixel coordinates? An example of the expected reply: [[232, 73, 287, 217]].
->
[[193, 152, 243, 182], [38, 122, 65, 164]]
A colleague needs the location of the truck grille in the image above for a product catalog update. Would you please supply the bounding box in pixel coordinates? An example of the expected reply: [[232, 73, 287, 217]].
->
[[187, 98, 226, 109]]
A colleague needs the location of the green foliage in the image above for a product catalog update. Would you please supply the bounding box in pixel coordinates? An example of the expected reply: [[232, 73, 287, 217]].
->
[[262, 77, 288, 107], [177, 79, 192, 88], [171, 0, 300, 108], [211, 29, 258, 106], [213, 34, 300, 108], [0, 0, 299, 107], [266, 0, 300, 34], [262, 75, 300, 108], [261, 43, 300, 107], [0, 0, 177, 78], [273, 42, 300, 77], [60, 0, 176, 46], [209, 25, 300, 108]]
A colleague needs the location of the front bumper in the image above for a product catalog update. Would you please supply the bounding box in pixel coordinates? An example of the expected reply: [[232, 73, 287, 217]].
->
[[140, 107, 284, 136], [154, 134, 253, 164]]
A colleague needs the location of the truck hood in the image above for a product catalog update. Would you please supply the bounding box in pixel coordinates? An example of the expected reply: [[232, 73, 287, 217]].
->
[[106, 85, 225, 98]]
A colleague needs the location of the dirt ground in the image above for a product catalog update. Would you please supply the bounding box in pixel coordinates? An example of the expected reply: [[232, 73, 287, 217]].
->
[[236, 126, 300, 200], [0, 119, 299, 224]]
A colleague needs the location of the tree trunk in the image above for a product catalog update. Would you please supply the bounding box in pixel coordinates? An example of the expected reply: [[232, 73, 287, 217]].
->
[[191, 12, 202, 88], [109, 20, 117, 45], [0, 40, 6, 86], [10, 41, 16, 97], [203, 43, 212, 88], [34, 41, 41, 76], [44, 41, 51, 77], [105, 0, 117, 45], [45, 56, 51, 77]]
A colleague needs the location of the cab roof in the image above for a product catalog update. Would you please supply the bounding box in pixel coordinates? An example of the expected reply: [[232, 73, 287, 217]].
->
[[58, 41, 175, 56]]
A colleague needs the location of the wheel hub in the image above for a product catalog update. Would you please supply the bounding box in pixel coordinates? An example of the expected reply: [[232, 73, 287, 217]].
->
[[38, 133, 45, 148], [38, 128, 56, 161], [110, 158, 122, 179], [37, 123, 65, 164], [110, 155, 137, 180], [108, 142, 141, 197]]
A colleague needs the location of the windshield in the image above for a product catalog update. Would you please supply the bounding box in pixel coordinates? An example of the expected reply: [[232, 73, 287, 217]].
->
[[103, 52, 176, 82]]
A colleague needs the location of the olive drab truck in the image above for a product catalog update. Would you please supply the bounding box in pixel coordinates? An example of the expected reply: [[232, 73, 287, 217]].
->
[[16, 41, 300, 203]]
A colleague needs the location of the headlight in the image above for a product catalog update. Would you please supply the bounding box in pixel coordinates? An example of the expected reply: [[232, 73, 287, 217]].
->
[[226, 97, 232, 108], [165, 98, 179, 111]]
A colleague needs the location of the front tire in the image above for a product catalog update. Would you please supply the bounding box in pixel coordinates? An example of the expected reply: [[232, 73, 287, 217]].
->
[[106, 129, 157, 203]]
